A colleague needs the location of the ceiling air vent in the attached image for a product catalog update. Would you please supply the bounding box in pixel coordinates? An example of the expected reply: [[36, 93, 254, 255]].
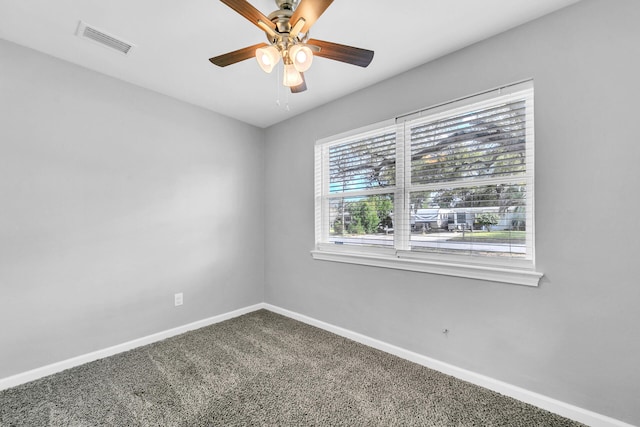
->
[[76, 21, 134, 55]]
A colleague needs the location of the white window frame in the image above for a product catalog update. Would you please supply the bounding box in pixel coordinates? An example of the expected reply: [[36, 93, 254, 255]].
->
[[312, 81, 543, 287]]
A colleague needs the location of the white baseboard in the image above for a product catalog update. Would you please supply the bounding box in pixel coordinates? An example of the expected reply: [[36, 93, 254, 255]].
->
[[1, 302, 633, 427], [263, 304, 635, 427], [0, 303, 263, 391]]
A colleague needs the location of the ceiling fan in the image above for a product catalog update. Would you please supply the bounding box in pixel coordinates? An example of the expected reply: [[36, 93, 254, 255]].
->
[[209, 0, 374, 93]]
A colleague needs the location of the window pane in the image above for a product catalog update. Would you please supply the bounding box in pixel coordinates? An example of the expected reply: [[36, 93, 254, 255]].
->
[[409, 184, 527, 258], [411, 100, 527, 185], [329, 131, 396, 193], [329, 194, 394, 247]]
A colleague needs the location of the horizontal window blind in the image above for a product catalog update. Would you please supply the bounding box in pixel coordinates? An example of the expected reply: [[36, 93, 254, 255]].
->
[[398, 82, 534, 260], [316, 122, 397, 248], [410, 100, 527, 185], [328, 131, 396, 193]]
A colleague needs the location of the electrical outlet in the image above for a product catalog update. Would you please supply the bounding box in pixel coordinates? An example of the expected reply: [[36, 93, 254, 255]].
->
[[174, 292, 183, 307]]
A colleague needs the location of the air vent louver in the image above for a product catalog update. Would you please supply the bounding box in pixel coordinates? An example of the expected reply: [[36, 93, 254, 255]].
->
[[76, 21, 134, 55]]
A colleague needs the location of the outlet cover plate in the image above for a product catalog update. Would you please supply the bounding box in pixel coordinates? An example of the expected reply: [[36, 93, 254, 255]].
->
[[174, 293, 183, 306]]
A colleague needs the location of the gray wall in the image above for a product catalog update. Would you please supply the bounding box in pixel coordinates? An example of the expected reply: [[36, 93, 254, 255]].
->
[[264, 1, 640, 424], [2, 0, 639, 424], [0, 39, 265, 378]]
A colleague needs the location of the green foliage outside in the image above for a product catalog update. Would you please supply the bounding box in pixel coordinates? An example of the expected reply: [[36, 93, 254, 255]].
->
[[350, 201, 380, 234], [333, 219, 344, 235], [348, 218, 366, 234], [450, 230, 525, 244], [336, 196, 393, 235], [474, 212, 500, 232]]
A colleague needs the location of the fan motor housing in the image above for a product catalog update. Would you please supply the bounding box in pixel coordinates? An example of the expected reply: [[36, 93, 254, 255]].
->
[[268, 8, 293, 34]]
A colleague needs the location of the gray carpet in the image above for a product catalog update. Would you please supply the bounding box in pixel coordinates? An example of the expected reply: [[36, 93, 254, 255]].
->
[[0, 310, 583, 426]]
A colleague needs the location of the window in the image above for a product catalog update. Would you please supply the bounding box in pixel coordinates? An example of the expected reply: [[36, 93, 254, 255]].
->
[[313, 81, 542, 286], [318, 123, 397, 249]]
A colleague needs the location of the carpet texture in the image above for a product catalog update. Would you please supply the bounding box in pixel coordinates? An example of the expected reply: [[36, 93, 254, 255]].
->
[[1, 310, 584, 426]]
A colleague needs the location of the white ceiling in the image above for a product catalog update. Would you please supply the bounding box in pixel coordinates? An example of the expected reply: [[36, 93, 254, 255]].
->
[[0, 0, 580, 128]]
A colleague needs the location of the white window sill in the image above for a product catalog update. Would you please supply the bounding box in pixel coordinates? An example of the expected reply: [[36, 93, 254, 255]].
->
[[310, 248, 543, 287]]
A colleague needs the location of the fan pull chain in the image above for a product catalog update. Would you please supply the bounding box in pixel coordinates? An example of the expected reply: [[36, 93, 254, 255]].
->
[[274, 65, 291, 112], [275, 65, 281, 107]]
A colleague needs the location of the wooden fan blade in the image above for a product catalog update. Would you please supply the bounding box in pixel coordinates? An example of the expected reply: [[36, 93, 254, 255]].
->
[[306, 39, 374, 67], [290, 73, 307, 93], [209, 42, 268, 67], [220, 0, 277, 32], [290, 0, 333, 35]]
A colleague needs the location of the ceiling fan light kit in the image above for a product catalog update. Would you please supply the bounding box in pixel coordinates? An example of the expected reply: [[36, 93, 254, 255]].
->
[[289, 44, 313, 72], [256, 45, 280, 73], [209, 0, 374, 93], [283, 60, 304, 86]]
